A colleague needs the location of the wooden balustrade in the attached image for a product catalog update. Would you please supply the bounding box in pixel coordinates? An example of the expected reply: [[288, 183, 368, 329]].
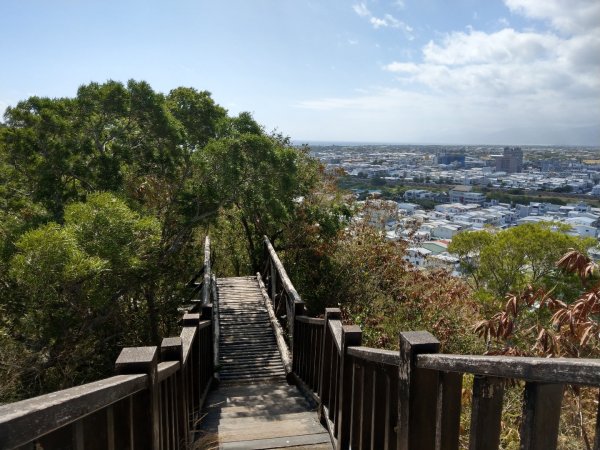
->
[[0, 239, 215, 450], [290, 321, 600, 450], [257, 234, 600, 450], [262, 236, 305, 345], [294, 315, 325, 395]]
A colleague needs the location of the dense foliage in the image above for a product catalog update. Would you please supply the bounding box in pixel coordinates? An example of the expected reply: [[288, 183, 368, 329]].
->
[[0, 80, 320, 401], [282, 210, 483, 355]]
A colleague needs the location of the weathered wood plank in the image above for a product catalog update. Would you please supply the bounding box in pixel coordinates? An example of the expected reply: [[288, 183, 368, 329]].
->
[[257, 272, 292, 377], [347, 346, 399, 366], [417, 354, 600, 385], [519, 382, 563, 450], [336, 325, 362, 450], [398, 331, 440, 450], [469, 376, 504, 450], [0, 374, 147, 449], [115, 346, 160, 450]]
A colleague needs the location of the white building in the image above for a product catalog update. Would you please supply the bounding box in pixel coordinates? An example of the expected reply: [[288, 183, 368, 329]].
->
[[449, 186, 486, 205]]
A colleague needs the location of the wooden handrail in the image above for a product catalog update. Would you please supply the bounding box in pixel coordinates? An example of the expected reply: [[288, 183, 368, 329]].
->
[[257, 272, 292, 377], [347, 346, 399, 366], [296, 316, 324, 325], [0, 374, 147, 449], [417, 353, 600, 385], [157, 361, 180, 382], [0, 250, 215, 450], [263, 236, 303, 305], [328, 318, 343, 353], [291, 308, 600, 449], [262, 236, 305, 347]]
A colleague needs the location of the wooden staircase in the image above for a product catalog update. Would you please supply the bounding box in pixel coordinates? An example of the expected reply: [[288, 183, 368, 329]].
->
[[198, 276, 332, 449], [217, 276, 287, 384]]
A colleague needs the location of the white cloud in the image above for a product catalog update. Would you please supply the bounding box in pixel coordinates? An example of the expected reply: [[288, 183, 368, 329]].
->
[[297, 2, 600, 145], [421, 28, 560, 66], [504, 0, 600, 34], [353, 4, 414, 38], [370, 17, 388, 29], [383, 62, 420, 73], [352, 3, 371, 18]]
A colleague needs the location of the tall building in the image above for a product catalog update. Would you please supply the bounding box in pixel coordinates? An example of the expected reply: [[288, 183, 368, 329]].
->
[[495, 147, 523, 173], [437, 153, 466, 168]]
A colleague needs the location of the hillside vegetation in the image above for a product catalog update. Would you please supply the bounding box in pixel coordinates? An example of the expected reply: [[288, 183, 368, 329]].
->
[[3, 80, 600, 449], [0, 80, 322, 401]]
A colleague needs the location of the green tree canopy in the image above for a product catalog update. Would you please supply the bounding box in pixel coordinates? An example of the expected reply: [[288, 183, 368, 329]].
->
[[449, 222, 595, 301]]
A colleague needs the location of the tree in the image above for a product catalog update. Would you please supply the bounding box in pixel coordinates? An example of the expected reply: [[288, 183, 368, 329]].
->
[[3, 193, 164, 395], [449, 223, 595, 303], [199, 132, 318, 270]]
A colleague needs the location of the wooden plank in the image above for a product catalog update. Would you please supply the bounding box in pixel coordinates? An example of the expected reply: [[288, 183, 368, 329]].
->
[[0, 374, 147, 449], [202, 235, 211, 306], [297, 316, 326, 325], [351, 363, 363, 450], [336, 325, 362, 450], [469, 376, 504, 450], [347, 346, 399, 366], [371, 368, 387, 450], [157, 361, 180, 383], [318, 308, 341, 423], [359, 364, 373, 450], [263, 236, 304, 306], [519, 383, 563, 450], [257, 272, 292, 377], [385, 366, 398, 450], [329, 320, 343, 354], [398, 331, 440, 450], [435, 371, 463, 450], [417, 354, 600, 385], [115, 346, 160, 450], [221, 433, 332, 449]]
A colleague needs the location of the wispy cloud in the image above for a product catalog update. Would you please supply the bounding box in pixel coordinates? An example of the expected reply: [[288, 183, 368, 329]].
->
[[352, 3, 370, 17], [353, 3, 414, 38], [297, 1, 600, 145]]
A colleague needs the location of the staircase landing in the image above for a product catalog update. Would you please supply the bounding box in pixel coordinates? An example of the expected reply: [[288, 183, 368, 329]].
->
[[198, 276, 331, 449]]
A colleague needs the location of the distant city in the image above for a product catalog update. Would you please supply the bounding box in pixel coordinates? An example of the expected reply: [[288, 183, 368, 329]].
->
[[309, 144, 600, 272]]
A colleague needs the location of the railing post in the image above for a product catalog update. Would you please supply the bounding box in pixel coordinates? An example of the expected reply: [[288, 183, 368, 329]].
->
[[201, 303, 213, 322], [202, 236, 211, 306], [115, 346, 160, 450], [161, 337, 188, 449], [290, 300, 304, 352], [318, 308, 341, 424], [211, 273, 220, 381], [182, 313, 201, 423], [270, 258, 278, 308], [469, 376, 504, 450], [398, 331, 440, 450], [519, 382, 563, 450], [336, 325, 362, 450]]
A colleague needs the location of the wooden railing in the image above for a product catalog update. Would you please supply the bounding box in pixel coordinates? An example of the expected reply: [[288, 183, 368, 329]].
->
[[0, 238, 216, 450], [261, 241, 600, 450], [261, 236, 305, 347]]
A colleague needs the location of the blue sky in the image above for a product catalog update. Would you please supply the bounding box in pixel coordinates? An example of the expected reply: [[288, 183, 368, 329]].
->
[[1, 0, 599, 145]]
